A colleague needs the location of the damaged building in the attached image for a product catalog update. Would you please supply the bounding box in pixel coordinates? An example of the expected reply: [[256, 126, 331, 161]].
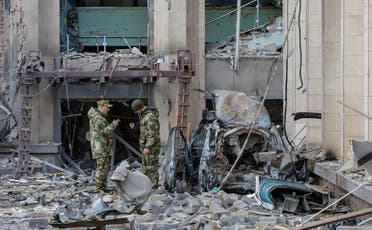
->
[[0, 0, 372, 229]]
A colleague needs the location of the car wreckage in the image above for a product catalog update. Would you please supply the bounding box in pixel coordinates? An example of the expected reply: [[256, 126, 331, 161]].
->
[[162, 90, 334, 212], [162, 90, 310, 194]]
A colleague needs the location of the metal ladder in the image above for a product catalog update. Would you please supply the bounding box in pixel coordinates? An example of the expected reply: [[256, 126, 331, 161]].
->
[[16, 77, 34, 177], [176, 76, 191, 153], [175, 51, 194, 154]]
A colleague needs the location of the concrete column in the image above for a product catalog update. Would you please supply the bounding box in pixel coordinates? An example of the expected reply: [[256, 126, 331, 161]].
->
[[285, 0, 372, 162], [153, 0, 170, 54], [7, 0, 59, 143], [284, 0, 315, 145], [342, 0, 365, 161], [37, 0, 59, 142], [186, 0, 205, 133], [152, 0, 205, 144], [323, 0, 342, 157]]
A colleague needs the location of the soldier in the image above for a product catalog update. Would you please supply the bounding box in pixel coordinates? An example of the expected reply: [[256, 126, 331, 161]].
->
[[88, 100, 120, 192], [131, 99, 160, 188]]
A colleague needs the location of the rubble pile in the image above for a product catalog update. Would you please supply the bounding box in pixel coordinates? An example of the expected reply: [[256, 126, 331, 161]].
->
[[1, 154, 371, 229], [62, 48, 149, 72], [206, 17, 283, 58], [0, 167, 95, 229], [1, 88, 372, 229]]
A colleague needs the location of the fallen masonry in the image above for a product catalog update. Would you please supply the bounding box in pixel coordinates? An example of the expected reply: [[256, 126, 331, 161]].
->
[[1, 156, 372, 230], [1, 90, 372, 229]]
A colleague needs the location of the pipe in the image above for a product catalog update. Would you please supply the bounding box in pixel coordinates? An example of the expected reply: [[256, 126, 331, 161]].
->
[[234, 0, 241, 71], [103, 36, 107, 53], [295, 207, 372, 230], [206, 0, 257, 25], [255, 0, 260, 27], [364, 0, 369, 140], [114, 134, 142, 158], [66, 34, 70, 51], [340, 0, 345, 163], [300, 181, 371, 226]]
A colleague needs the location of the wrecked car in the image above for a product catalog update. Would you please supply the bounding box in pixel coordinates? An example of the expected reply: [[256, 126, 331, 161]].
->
[[254, 176, 332, 213], [162, 89, 304, 193]]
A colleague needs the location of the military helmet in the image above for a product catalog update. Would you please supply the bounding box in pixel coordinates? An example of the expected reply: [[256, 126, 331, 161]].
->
[[131, 99, 145, 112], [97, 100, 113, 107]]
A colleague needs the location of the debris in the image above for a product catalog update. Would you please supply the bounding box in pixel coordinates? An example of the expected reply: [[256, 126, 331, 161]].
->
[[162, 89, 292, 193], [206, 17, 283, 58], [29, 156, 75, 177], [20, 196, 38, 205], [352, 140, 372, 176], [254, 176, 330, 212], [293, 208, 372, 230], [61, 151, 87, 176], [114, 134, 142, 158], [62, 51, 149, 73], [29, 218, 48, 229], [258, 151, 277, 162], [50, 217, 133, 230], [17, 51, 45, 72], [282, 196, 299, 213]]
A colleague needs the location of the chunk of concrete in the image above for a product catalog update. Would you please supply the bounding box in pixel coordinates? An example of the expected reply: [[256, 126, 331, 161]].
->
[[106, 224, 127, 230], [29, 218, 48, 229], [258, 151, 277, 162], [282, 196, 299, 213]]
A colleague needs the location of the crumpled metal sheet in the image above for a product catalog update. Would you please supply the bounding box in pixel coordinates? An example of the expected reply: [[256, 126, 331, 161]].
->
[[111, 160, 131, 181], [0, 105, 13, 141], [255, 176, 312, 210], [254, 176, 331, 212], [211, 89, 271, 129], [206, 17, 283, 58], [162, 127, 178, 191], [111, 160, 152, 205]]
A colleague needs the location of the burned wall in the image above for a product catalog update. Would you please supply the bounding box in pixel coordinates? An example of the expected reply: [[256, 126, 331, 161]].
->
[[1, 0, 28, 142], [1, 0, 59, 145]]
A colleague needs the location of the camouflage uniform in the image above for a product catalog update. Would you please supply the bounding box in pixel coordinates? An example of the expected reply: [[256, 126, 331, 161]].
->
[[139, 108, 160, 188], [88, 107, 116, 191]]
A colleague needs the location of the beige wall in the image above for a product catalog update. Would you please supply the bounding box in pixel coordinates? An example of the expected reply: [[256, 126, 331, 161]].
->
[[37, 0, 59, 142], [152, 0, 205, 144], [324, 0, 342, 156], [284, 0, 372, 162], [0, 0, 4, 91]]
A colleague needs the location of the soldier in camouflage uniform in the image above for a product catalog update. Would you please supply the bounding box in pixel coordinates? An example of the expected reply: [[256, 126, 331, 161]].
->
[[131, 99, 160, 188], [88, 100, 120, 192]]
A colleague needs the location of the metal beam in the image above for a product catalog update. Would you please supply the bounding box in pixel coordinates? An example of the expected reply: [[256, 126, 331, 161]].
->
[[21, 70, 193, 79], [293, 208, 372, 230], [57, 83, 151, 99], [21, 70, 151, 79], [115, 134, 142, 158], [29, 156, 75, 176], [206, 0, 257, 25], [234, 0, 241, 71], [65, 70, 151, 78], [50, 217, 132, 230], [0, 144, 60, 154], [61, 151, 88, 176]]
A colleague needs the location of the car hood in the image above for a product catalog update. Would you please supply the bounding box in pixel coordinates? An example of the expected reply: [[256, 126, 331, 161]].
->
[[211, 89, 271, 130]]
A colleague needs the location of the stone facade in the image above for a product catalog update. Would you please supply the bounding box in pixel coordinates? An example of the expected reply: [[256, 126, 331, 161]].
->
[[285, 0, 372, 163]]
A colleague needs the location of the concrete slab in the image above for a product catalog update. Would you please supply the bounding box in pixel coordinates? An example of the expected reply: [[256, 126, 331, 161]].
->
[[312, 161, 372, 205]]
